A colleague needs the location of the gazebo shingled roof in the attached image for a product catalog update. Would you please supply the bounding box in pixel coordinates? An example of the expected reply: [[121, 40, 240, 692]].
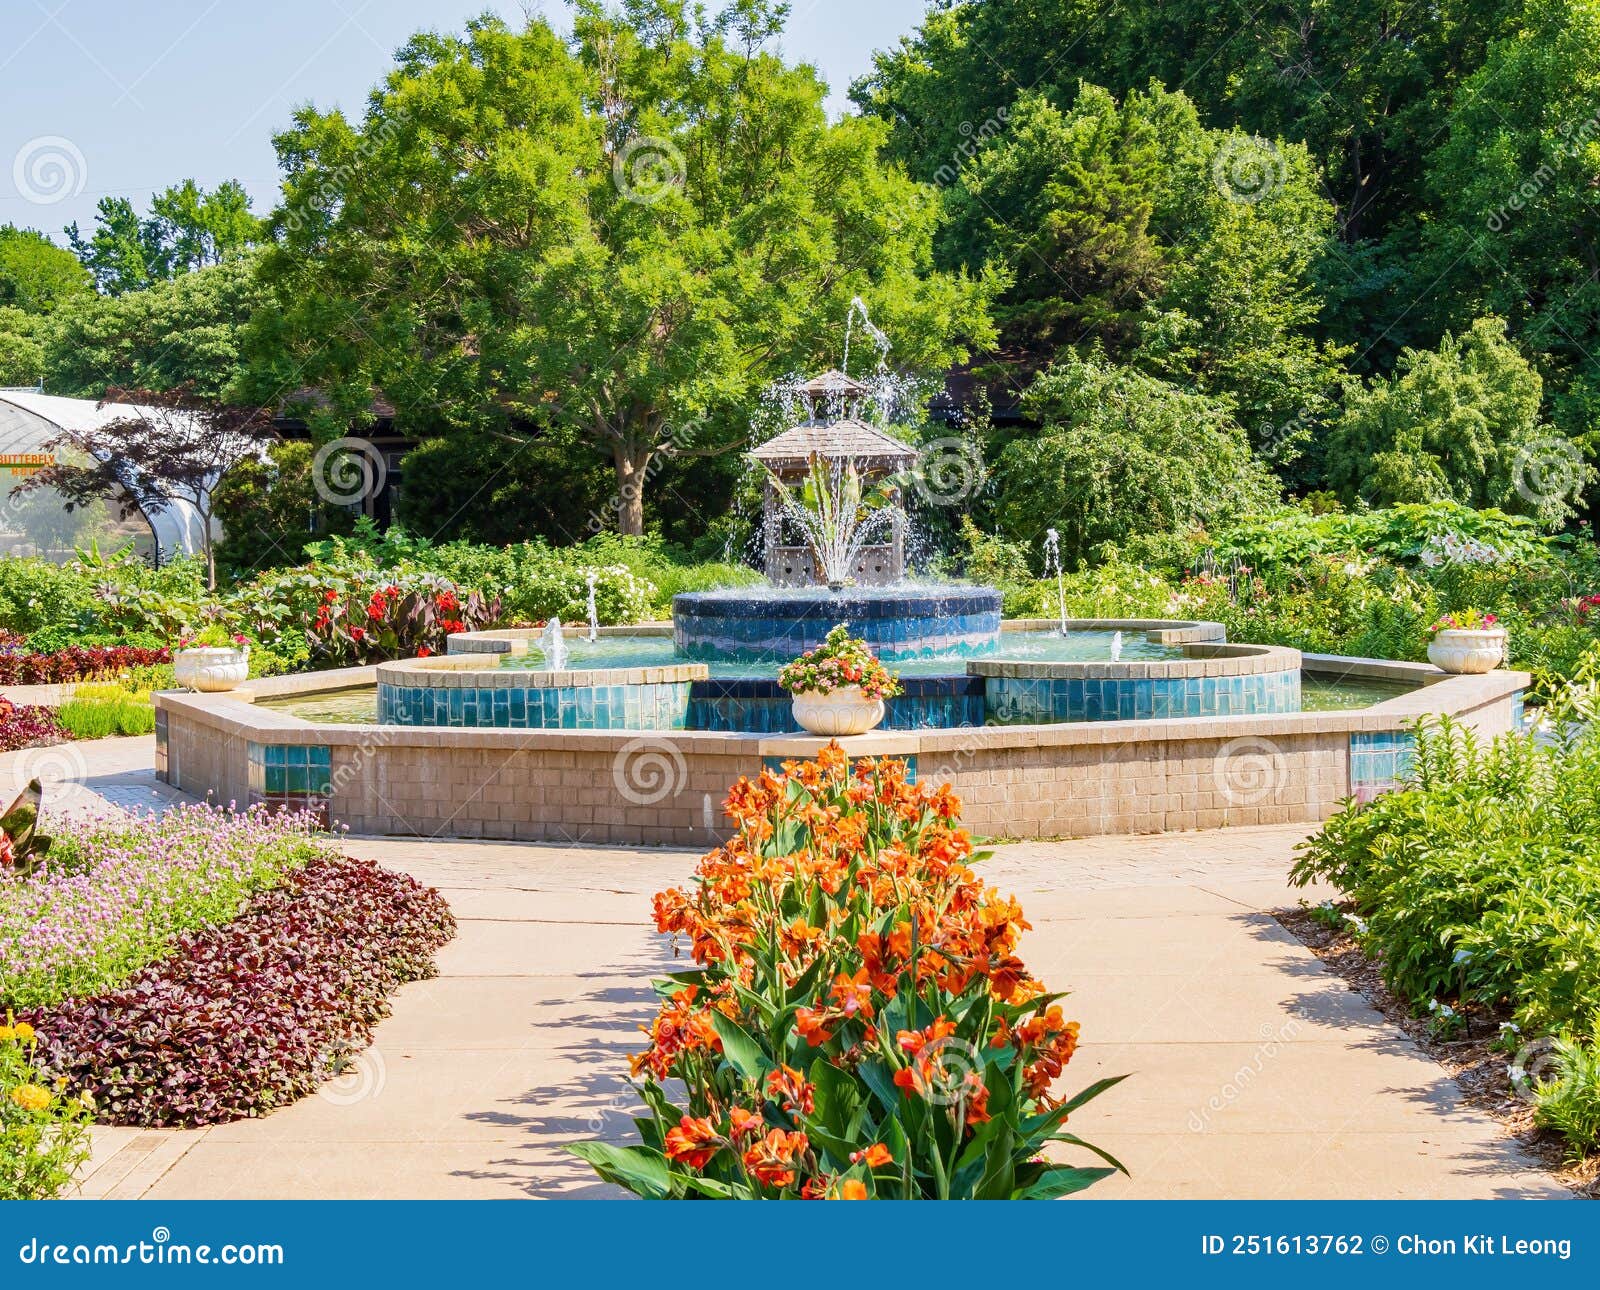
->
[[747, 418, 917, 470]]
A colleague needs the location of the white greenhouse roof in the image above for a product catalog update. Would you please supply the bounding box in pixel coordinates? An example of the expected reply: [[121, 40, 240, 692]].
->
[[0, 390, 210, 562]]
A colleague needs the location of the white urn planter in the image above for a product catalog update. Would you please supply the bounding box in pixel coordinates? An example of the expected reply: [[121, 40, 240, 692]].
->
[[1427, 628, 1507, 675], [174, 646, 250, 693], [791, 686, 885, 737]]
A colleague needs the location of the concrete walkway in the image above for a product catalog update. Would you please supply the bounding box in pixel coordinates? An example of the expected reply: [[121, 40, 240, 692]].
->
[[2, 736, 1564, 1199]]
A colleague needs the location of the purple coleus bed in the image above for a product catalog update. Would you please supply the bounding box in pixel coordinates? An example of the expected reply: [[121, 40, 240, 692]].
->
[[21, 856, 455, 1127]]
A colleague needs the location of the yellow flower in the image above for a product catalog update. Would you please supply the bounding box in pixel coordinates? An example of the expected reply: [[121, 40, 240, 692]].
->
[[54, 1076, 69, 1091], [11, 1022, 34, 1043], [0, 1025, 13, 1042], [9, 1085, 50, 1113]]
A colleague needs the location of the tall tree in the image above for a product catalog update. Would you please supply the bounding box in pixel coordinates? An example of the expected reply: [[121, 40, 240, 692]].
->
[[44, 255, 263, 400], [941, 83, 1347, 467], [1324, 317, 1588, 525], [1422, 0, 1600, 443], [67, 181, 261, 295], [246, 3, 996, 534], [0, 225, 91, 314]]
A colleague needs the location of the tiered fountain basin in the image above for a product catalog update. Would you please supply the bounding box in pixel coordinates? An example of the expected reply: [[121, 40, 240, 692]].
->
[[673, 585, 1002, 662], [154, 635, 1527, 847], [368, 623, 1302, 733]]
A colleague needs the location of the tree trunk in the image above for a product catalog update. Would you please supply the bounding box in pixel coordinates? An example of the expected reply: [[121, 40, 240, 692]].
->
[[612, 445, 652, 536]]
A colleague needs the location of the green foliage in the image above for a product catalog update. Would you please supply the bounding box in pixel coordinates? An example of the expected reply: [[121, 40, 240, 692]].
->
[[0, 1020, 93, 1200], [1293, 711, 1600, 1043], [993, 357, 1278, 564], [1325, 318, 1588, 524], [247, 4, 997, 533], [213, 440, 356, 575], [0, 307, 46, 387], [65, 181, 260, 295], [56, 684, 157, 739], [0, 226, 90, 314], [44, 255, 264, 399], [944, 84, 1346, 462], [1532, 1034, 1600, 1161], [391, 430, 614, 549]]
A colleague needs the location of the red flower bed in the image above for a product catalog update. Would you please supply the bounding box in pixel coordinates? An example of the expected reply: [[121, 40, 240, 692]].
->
[[22, 856, 455, 1127], [0, 699, 66, 752], [0, 645, 171, 686]]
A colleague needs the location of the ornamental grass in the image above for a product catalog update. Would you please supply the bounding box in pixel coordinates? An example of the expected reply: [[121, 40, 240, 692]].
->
[[569, 744, 1124, 1199]]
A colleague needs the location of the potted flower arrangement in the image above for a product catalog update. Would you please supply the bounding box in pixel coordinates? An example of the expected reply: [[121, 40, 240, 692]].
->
[[777, 624, 901, 736], [1426, 610, 1507, 675], [173, 625, 251, 692]]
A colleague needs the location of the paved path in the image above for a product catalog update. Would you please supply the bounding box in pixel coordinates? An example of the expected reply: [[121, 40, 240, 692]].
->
[[1, 736, 1564, 1200]]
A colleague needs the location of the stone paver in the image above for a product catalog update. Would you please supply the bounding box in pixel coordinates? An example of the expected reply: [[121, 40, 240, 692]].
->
[[4, 735, 1565, 1199]]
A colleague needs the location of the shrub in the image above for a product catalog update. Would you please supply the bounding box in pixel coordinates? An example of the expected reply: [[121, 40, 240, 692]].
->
[[56, 683, 157, 739], [23, 626, 165, 654], [0, 803, 325, 1009], [1, 1018, 93, 1199], [568, 746, 1123, 1200], [0, 644, 172, 686], [1532, 1034, 1600, 1162], [0, 699, 66, 752], [0, 558, 97, 636], [23, 856, 454, 1127]]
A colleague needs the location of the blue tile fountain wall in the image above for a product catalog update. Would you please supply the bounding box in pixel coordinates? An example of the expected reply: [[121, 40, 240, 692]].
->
[[983, 669, 1301, 724], [378, 679, 694, 730], [247, 742, 333, 823], [1349, 730, 1416, 802], [673, 587, 1002, 663]]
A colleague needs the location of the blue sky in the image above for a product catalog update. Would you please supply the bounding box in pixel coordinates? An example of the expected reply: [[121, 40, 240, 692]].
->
[[0, 0, 929, 242]]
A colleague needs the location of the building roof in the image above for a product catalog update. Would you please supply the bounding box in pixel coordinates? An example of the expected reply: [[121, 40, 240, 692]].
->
[[0, 390, 210, 561], [796, 368, 872, 398], [748, 417, 919, 468]]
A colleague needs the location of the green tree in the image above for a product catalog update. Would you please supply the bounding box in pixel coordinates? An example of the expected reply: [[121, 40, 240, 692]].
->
[[992, 355, 1280, 564], [212, 440, 358, 574], [67, 181, 261, 295], [0, 309, 47, 387], [1422, 0, 1600, 443], [393, 430, 616, 547], [44, 255, 263, 399], [944, 84, 1346, 465], [246, 4, 996, 535], [0, 226, 90, 313], [1325, 317, 1589, 525]]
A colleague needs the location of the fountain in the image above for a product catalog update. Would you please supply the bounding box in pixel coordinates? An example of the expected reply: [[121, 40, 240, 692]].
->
[[540, 617, 568, 671], [1043, 528, 1067, 636]]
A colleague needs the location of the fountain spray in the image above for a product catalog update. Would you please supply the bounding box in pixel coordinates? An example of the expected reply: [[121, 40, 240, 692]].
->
[[1043, 528, 1067, 636], [585, 571, 600, 643]]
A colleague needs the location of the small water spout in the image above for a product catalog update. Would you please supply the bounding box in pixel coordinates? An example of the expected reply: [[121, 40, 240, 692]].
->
[[585, 571, 599, 644], [540, 617, 568, 671], [1110, 630, 1123, 662], [1042, 528, 1067, 636]]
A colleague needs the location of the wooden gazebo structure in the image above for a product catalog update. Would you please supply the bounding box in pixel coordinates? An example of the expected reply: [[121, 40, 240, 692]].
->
[[748, 370, 916, 587]]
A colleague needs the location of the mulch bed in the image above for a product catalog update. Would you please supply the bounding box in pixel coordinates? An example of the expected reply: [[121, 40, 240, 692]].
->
[[1276, 903, 1599, 1198]]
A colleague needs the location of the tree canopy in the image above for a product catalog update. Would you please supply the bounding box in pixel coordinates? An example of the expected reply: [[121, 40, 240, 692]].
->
[[244, 2, 997, 534]]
